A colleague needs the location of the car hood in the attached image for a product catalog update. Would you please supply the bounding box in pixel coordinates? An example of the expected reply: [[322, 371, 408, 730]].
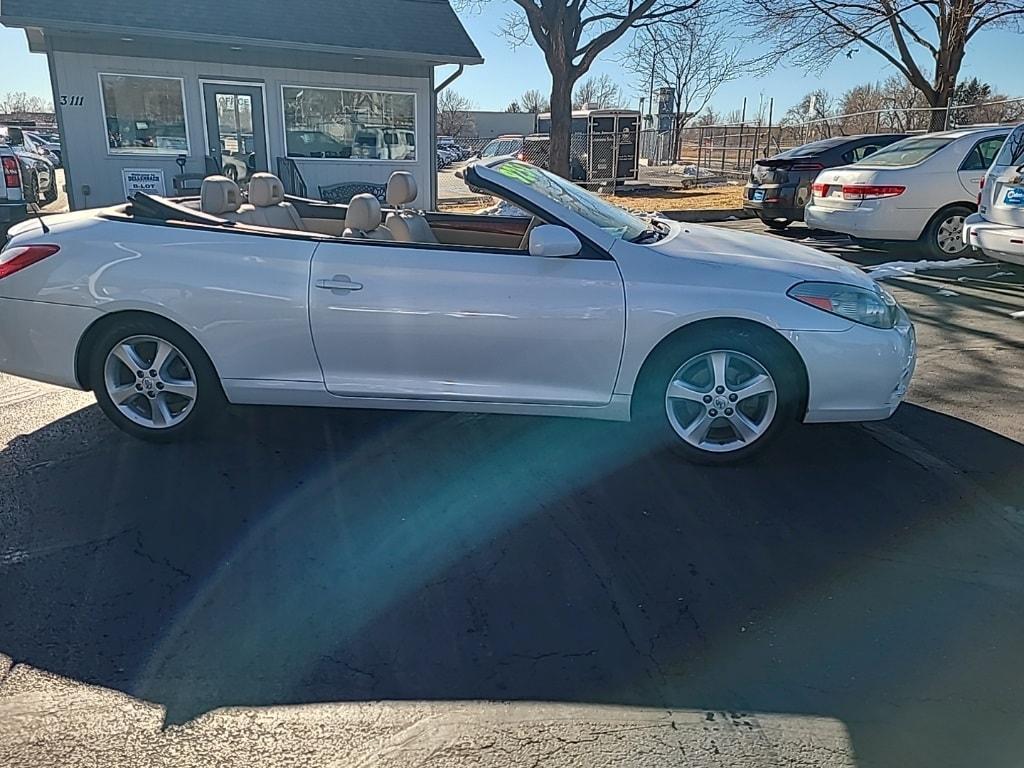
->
[[649, 220, 874, 288]]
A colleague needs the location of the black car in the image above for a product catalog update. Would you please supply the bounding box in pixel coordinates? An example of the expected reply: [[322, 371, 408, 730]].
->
[[745, 134, 908, 229]]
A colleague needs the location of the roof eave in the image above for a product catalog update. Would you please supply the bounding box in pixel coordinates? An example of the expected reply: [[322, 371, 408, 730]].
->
[[0, 16, 484, 65]]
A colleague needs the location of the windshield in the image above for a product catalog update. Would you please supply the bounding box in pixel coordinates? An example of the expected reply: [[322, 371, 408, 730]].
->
[[856, 135, 954, 166], [491, 159, 649, 241], [481, 139, 519, 157]]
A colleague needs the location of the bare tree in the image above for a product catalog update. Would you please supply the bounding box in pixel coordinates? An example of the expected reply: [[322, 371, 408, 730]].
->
[[624, 12, 743, 134], [457, 0, 703, 176], [436, 89, 477, 138], [745, 0, 1024, 132], [573, 73, 623, 109], [836, 82, 886, 134], [0, 91, 53, 114], [519, 88, 551, 113], [505, 100, 523, 112]]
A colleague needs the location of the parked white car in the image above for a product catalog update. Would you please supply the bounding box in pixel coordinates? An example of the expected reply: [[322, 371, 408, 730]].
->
[[0, 163, 915, 463], [963, 122, 1024, 265], [805, 126, 1011, 258]]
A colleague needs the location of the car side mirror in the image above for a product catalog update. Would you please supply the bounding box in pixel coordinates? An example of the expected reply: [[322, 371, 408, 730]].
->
[[529, 225, 582, 258]]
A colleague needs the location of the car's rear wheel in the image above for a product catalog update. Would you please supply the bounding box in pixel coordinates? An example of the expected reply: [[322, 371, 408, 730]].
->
[[764, 218, 792, 231], [920, 205, 972, 259], [89, 318, 224, 442], [636, 328, 801, 464]]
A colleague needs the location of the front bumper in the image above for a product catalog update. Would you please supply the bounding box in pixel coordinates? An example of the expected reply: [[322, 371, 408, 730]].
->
[[963, 212, 1024, 266], [784, 314, 917, 423]]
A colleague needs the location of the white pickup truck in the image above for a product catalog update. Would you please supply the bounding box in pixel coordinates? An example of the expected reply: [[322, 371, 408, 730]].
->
[[0, 144, 29, 236]]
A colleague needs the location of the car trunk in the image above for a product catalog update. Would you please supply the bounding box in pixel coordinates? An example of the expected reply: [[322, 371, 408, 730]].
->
[[750, 157, 823, 187], [810, 167, 889, 210], [986, 167, 1024, 228]]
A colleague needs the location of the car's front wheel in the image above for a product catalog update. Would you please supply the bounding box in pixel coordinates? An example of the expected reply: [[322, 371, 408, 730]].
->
[[637, 328, 801, 464], [763, 217, 792, 231], [89, 318, 224, 442]]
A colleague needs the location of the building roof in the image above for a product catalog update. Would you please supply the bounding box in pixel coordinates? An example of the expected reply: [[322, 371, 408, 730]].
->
[[0, 0, 483, 64]]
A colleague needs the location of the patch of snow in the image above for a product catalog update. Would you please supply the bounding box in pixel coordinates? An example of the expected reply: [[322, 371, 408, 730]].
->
[[986, 271, 1015, 279], [937, 288, 960, 296], [1010, 310, 1024, 319], [866, 258, 986, 280]]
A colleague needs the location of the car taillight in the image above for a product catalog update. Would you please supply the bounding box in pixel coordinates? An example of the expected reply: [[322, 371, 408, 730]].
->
[[812, 182, 828, 196], [791, 161, 824, 172], [842, 184, 905, 201], [2, 156, 20, 188], [0, 244, 60, 279], [978, 177, 985, 207]]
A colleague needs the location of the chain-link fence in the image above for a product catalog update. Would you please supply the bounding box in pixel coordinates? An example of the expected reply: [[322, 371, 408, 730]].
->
[[636, 97, 1024, 186], [438, 132, 642, 202]]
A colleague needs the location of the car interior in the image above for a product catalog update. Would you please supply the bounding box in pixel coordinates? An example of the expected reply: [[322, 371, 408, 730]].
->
[[123, 170, 539, 251]]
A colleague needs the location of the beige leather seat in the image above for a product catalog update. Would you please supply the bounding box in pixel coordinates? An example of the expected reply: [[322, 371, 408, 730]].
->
[[384, 172, 437, 244], [246, 173, 306, 230], [200, 176, 255, 222], [343, 194, 394, 240]]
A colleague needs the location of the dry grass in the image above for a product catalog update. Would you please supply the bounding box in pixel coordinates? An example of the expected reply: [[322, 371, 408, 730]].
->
[[605, 184, 745, 213], [438, 184, 745, 214]]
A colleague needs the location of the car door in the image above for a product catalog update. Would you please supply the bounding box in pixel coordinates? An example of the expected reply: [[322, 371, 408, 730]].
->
[[958, 134, 1008, 195], [308, 240, 625, 405]]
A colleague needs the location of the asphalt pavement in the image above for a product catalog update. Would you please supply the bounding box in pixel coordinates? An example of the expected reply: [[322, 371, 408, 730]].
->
[[2, 222, 1024, 767]]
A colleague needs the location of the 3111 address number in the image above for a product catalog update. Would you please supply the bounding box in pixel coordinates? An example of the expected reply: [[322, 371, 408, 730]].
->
[[60, 95, 84, 107]]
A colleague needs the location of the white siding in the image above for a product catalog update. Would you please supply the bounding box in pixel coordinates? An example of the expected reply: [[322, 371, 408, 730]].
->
[[51, 50, 434, 208]]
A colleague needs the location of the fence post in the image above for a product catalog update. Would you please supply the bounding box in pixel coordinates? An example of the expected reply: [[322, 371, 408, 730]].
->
[[764, 98, 774, 156], [695, 127, 702, 186]]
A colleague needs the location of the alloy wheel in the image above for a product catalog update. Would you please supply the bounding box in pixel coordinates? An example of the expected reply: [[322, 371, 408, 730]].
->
[[664, 349, 778, 453], [102, 335, 198, 429], [936, 214, 967, 254]]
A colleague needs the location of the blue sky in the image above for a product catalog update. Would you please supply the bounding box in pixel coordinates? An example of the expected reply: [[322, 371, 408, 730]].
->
[[1, 4, 1020, 116]]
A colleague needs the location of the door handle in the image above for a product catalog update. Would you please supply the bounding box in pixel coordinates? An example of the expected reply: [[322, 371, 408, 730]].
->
[[316, 277, 363, 292]]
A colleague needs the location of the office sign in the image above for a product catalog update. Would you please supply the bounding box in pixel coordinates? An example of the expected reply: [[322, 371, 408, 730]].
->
[[122, 168, 165, 198]]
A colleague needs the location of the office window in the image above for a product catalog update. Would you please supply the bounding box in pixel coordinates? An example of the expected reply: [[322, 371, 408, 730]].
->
[[282, 86, 416, 160], [101, 74, 189, 153]]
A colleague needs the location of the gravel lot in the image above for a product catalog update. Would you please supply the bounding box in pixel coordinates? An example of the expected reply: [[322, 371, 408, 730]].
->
[[2, 222, 1023, 767]]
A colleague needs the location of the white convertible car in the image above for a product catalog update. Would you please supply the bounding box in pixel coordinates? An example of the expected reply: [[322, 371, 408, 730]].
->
[[0, 161, 916, 463]]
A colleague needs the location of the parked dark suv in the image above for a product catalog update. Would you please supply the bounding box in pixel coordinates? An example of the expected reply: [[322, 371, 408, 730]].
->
[[745, 134, 907, 229]]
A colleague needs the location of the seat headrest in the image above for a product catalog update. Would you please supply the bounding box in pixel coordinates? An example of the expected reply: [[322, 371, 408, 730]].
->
[[200, 176, 242, 215], [386, 172, 417, 206], [248, 173, 286, 207], [345, 194, 383, 232]]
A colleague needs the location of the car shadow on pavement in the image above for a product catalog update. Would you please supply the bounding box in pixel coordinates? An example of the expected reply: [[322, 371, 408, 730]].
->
[[2, 401, 1024, 767]]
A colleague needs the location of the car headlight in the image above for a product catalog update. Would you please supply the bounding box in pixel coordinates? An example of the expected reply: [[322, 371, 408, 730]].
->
[[788, 281, 899, 329]]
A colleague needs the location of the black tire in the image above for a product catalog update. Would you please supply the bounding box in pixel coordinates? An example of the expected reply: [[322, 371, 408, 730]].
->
[[42, 185, 58, 206], [222, 164, 238, 182], [918, 205, 973, 260], [88, 316, 225, 443], [634, 325, 803, 465], [764, 218, 792, 231], [25, 173, 40, 205]]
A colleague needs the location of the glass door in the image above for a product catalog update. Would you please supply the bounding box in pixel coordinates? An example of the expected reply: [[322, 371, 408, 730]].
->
[[202, 82, 268, 187]]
